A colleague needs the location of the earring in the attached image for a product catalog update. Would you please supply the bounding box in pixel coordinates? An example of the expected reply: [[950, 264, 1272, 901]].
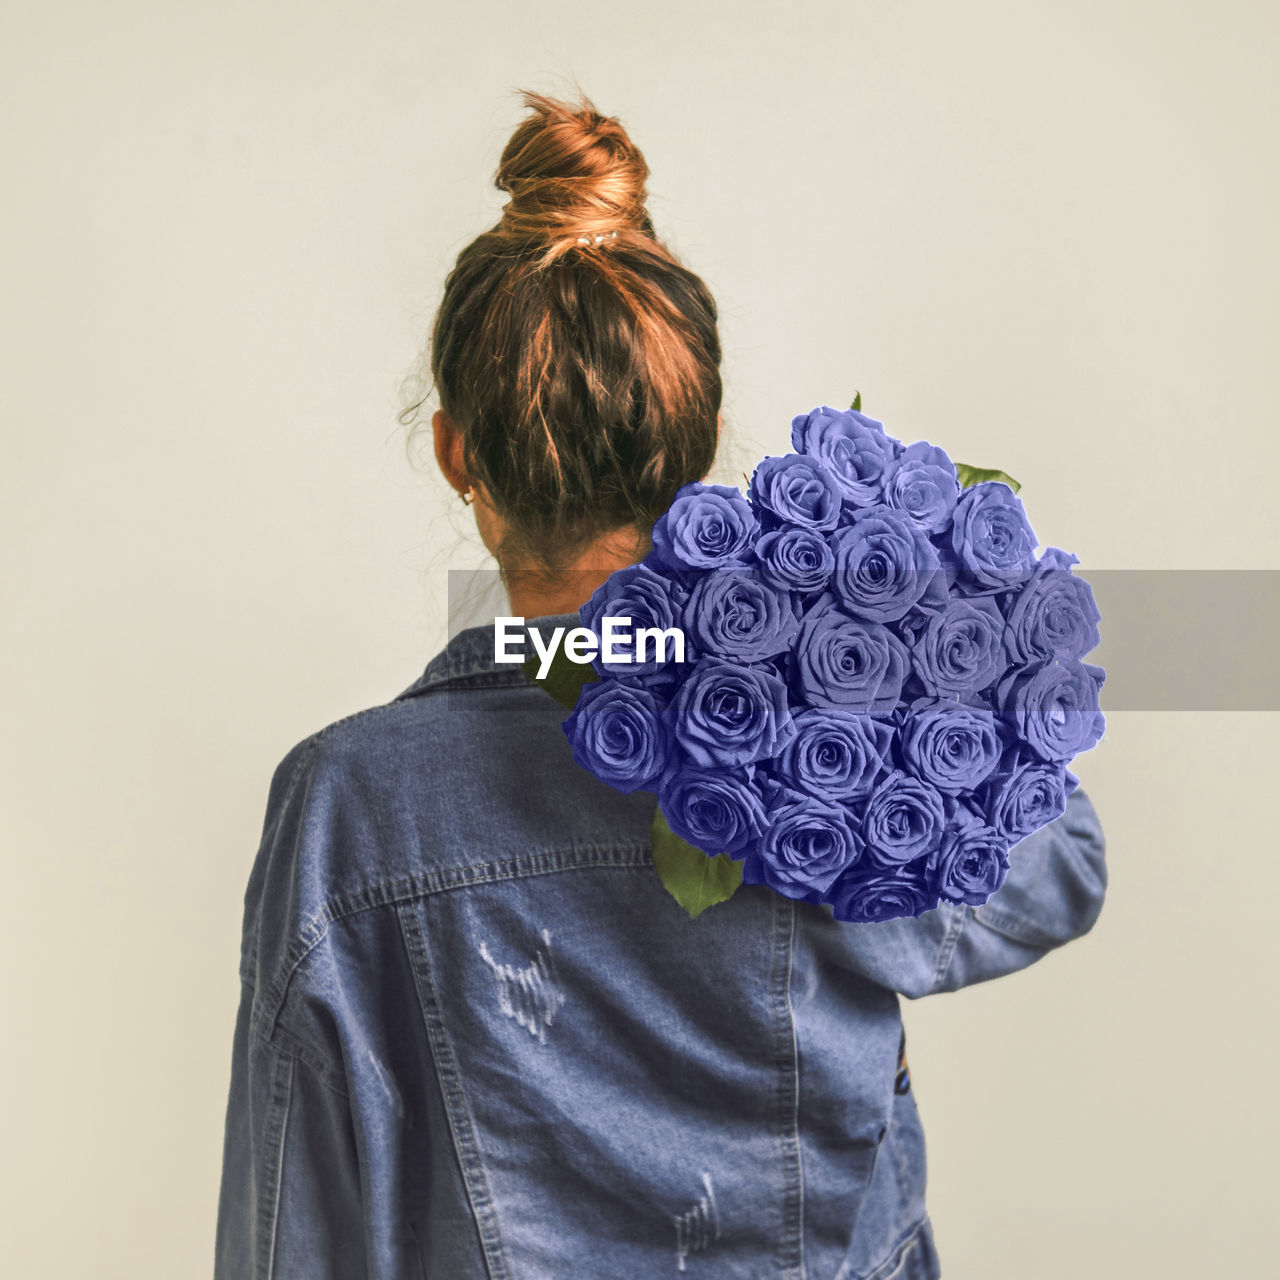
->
[[459, 488, 474, 506]]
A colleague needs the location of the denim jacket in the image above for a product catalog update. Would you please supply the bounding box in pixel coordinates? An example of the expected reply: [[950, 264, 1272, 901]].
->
[[215, 615, 1108, 1280]]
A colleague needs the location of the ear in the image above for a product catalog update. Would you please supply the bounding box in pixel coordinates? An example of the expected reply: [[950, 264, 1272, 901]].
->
[[432, 409, 470, 495]]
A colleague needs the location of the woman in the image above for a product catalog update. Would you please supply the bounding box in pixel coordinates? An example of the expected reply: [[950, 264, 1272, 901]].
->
[[214, 91, 1107, 1280]]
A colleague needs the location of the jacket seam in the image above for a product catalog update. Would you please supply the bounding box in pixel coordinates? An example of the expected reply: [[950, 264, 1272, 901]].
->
[[251, 1018, 351, 1099], [885, 1091, 914, 1207], [928, 904, 968, 993], [274, 733, 322, 818], [773, 897, 805, 1279], [251, 850, 653, 1044], [257, 1047, 294, 1280], [240, 735, 325, 985], [857, 1212, 932, 1280], [396, 899, 511, 1280], [970, 900, 1057, 948]]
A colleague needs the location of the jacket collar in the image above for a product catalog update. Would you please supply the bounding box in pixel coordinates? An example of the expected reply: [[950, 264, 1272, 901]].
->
[[394, 612, 583, 700]]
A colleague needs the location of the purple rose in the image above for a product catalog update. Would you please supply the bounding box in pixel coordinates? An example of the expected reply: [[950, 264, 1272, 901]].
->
[[829, 861, 939, 922], [669, 658, 796, 768], [984, 749, 1079, 842], [563, 681, 671, 794], [830, 506, 944, 624], [581, 563, 689, 677], [749, 453, 843, 531], [862, 772, 948, 865], [900, 701, 1003, 794], [911, 596, 1006, 698], [790, 405, 900, 507], [928, 814, 1010, 905], [650, 482, 758, 571], [741, 787, 862, 898], [659, 767, 767, 856], [683, 571, 800, 663], [1005, 547, 1102, 664], [883, 441, 960, 534], [997, 659, 1105, 764], [754, 527, 835, 596], [950, 482, 1039, 590], [774, 709, 894, 802], [789, 595, 910, 713]]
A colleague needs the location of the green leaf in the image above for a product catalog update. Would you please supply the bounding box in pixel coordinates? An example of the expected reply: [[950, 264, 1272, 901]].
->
[[522, 645, 598, 710], [954, 462, 1021, 494], [850, 389, 862, 412], [650, 805, 743, 918]]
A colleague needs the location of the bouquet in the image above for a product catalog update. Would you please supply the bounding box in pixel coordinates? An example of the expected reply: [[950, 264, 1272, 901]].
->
[[540, 396, 1105, 923]]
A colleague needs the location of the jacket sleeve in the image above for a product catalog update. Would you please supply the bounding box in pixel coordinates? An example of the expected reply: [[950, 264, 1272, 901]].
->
[[835, 785, 1108, 999], [214, 977, 368, 1279], [214, 735, 371, 1279]]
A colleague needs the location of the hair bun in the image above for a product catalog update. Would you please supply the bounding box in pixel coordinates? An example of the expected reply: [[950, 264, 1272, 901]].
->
[[495, 90, 652, 249]]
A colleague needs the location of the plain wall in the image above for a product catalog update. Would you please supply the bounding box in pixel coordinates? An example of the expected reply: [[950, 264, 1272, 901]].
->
[[2, 1, 1276, 1275]]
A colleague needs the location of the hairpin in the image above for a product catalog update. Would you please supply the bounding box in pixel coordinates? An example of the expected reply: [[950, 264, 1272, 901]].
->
[[575, 230, 619, 247]]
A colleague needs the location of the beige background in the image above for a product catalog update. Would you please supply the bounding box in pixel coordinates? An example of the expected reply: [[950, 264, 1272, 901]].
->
[[3, 1, 1276, 1275]]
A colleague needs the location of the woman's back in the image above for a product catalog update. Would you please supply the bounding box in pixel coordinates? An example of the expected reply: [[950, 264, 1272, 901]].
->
[[215, 614, 1106, 1280]]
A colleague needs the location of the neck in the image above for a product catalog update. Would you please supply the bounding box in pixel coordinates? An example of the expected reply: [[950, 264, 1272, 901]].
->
[[501, 531, 646, 619]]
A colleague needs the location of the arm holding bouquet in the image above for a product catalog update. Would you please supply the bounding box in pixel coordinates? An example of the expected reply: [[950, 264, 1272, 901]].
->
[[828, 783, 1106, 998]]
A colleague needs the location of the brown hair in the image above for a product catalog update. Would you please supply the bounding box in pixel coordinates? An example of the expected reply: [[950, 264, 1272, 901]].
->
[[403, 89, 722, 572]]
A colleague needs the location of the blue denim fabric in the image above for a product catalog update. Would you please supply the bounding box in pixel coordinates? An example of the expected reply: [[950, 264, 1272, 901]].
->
[[215, 615, 1108, 1279]]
